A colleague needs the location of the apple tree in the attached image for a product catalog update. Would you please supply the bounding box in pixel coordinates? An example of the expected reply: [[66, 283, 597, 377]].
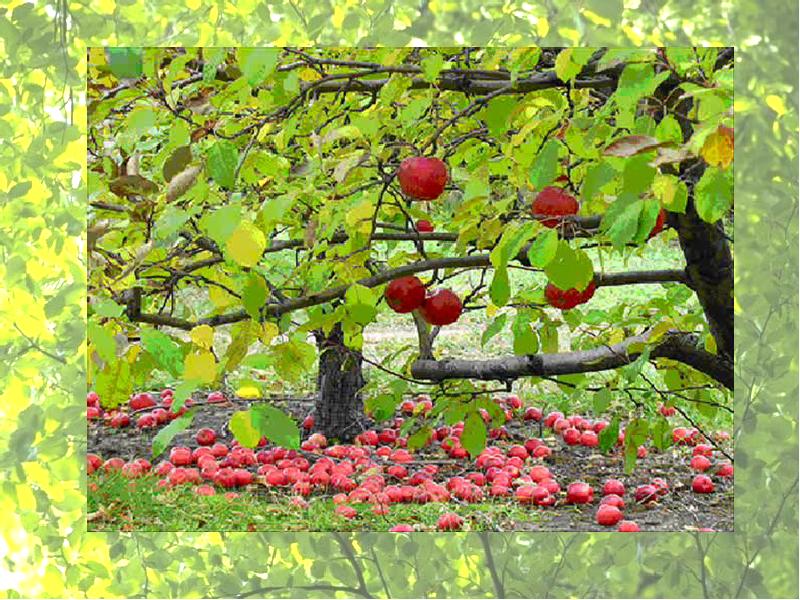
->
[[87, 47, 733, 460]]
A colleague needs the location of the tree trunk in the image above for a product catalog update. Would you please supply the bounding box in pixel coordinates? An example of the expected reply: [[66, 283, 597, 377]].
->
[[312, 323, 367, 442]]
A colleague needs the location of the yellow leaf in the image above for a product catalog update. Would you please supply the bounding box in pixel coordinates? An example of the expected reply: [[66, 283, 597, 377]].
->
[[261, 322, 280, 345], [191, 324, 215, 350], [184, 351, 216, 384], [766, 94, 787, 116], [649, 319, 675, 342], [700, 127, 734, 168], [237, 385, 261, 399], [345, 200, 374, 235], [226, 223, 266, 267], [486, 303, 498, 318]]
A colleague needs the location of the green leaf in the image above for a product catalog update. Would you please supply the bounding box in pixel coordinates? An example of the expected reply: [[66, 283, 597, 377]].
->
[[251, 404, 301, 449], [229, 409, 262, 448], [202, 48, 228, 83], [125, 107, 157, 137], [140, 328, 184, 378], [622, 154, 657, 195], [695, 167, 732, 223], [621, 346, 651, 381], [555, 48, 593, 82], [484, 96, 516, 137], [615, 63, 670, 109], [271, 339, 317, 382], [151, 409, 196, 458], [527, 228, 558, 268], [7, 181, 31, 199], [592, 388, 612, 415], [95, 357, 132, 409], [651, 416, 673, 450], [366, 394, 398, 422], [169, 380, 196, 414], [107, 48, 143, 79], [601, 193, 643, 248], [481, 313, 508, 348], [199, 204, 241, 246], [598, 417, 620, 452], [512, 310, 539, 355], [207, 140, 239, 190], [238, 48, 280, 86], [242, 273, 268, 320], [490, 221, 538, 269], [489, 265, 511, 307], [529, 139, 561, 190], [420, 53, 445, 82], [88, 321, 116, 364], [461, 411, 487, 457], [92, 298, 125, 318], [633, 198, 662, 242], [407, 426, 432, 451], [626, 417, 649, 447], [544, 241, 594, 291], [345, 284, 378, 326], [655, 115, 684, 143], [582, 161, 616, 202]]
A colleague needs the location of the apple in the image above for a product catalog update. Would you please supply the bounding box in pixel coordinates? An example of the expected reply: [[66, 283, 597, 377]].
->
[[524, 407, 543, 421], [562, 427, 581, 445], [648, 209, 667, 239], [580, 431, 599, 447], [515, 485, 537, 504], [233, 468, 253, 486], [397, 157, 449, 201], [544, 411, 564, 428], [87, 406, 101, 420], [419, 289, 462, 326], [335, 505, 358, 519], [651, 478, 670, 496], [214, 468, 237, 488], [416, 219, 434, 233], [596, 504, 623, 526], [634, 484, 658, 503], [152, 408, 169, 424], [191, 427, 215, 446], [437, 512, 464, 531], [545, 280, 597, 310], [385, 276, 426, 313], [600, 494, 625, 509], [717, 463, 734, 477], [137, 413, 157, 429], [637, 445, 648, 458], [531, 186, 580, 228], [207, 391, 225, 403], [170, 447, 192, 466], [602, 479, 625, 496], [389, 524, 415, 532], [87, 454, 102, 475], [130, 393, 157, 411], [658, 402, 676, 417], [593, 420, 608, 433], [195, 484, 216, 496], [692, 475, 715, 493], [302, 415, 315, 430], [507, 395, 523, 410], [618, 520, 640, 532], [690, 455, 712, 472], [566, 482, 593, 504], [110, 413, 131, 428], [160, 388, 173, 400], [553, 418, 571, 434]]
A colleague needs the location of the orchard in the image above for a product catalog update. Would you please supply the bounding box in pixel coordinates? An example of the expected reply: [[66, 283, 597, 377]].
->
[[87, 47, 733, 532]]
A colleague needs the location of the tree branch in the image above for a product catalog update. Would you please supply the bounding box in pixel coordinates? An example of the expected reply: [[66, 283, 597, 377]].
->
[[410, 331, 733, 390]]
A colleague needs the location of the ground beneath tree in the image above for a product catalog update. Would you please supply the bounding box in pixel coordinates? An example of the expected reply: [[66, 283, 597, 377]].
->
[[88, 393, 733, 532]]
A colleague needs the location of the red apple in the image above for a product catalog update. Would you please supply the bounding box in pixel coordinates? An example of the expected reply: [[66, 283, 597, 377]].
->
[[544, 411, 564, 428], [196, 428, 217, 446], [690, 455, 712, 472], [545, 280, 596, 310], [596, 504, 623, 526], [580, 431, 599, 447], [515, 485, 537, 504], [385, 276, 426, 314], [634, 484, 658, 503], [648, 208, 667, 239], [437, 512, 464, 531], [416, 219, 434, 233], [397, 157, 449, 201], [602, 479, 625, 497], [87, 391, 100, 407], [691, 475, 715, 493], [389, 524, 415, 532], [110, 413, 130, 428], [531, 186, 579, 228], [618, 520, 640, 532], [302, 415, 315, 430], [130, 393, 156, 411], [87, 454, 102, 474], [137, 413, 157, 429], [717, 463, 734, 477], [170, 447, 192, 466], [600, 494, 625, 509], [207, 391, 225, 403], [419, 289, 462, 326], [195, 484, 216, 496], [562, 427, 581, 445], [524, 407, 543, 421], [103, 457, 125, 472], [658, 402, 676, 417], [87, 406, 101, 420], [566, 482, 594, 504]]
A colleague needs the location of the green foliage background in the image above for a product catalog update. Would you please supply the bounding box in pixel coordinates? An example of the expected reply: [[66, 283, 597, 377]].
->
[[0, 0, 796, 597]]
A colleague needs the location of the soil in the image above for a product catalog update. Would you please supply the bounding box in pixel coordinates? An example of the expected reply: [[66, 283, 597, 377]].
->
[[88, 393, 733, 532]]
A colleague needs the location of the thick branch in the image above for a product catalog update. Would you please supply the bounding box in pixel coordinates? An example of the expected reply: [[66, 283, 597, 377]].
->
[[410, 331, 733, 390]]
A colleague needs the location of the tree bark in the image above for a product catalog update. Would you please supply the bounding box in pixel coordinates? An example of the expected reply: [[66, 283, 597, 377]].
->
[[312, 323, 367, 442]]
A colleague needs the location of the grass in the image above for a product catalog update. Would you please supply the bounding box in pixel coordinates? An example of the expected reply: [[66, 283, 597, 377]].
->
[[88, 471, 541, 532]]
